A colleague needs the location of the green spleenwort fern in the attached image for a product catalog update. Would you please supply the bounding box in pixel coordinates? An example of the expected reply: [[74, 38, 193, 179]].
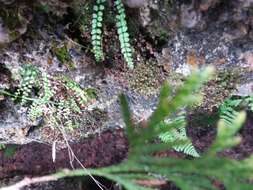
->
[[115, 0, 134, 69], [91, 0, 134, 68], [14, 65, 39, 105], [60, 75, 89, 107], [8, 66, 253, 190], [13, 65, 92, 130], [28, 72, 55, 121], [158, 115, 200, 157], [91, 0, 106, 62]]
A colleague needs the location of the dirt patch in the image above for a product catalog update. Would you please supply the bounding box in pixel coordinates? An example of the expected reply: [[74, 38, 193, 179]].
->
[[0, 129, 128, 179]]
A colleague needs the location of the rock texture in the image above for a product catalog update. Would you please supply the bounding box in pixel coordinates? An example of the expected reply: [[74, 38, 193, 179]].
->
[[0, 0, 252, 145]]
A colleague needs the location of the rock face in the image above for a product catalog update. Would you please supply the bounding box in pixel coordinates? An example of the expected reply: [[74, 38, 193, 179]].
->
[[0, 24, 10, 45], [123, 0, 147, 8], [0, 0, 252, 147]]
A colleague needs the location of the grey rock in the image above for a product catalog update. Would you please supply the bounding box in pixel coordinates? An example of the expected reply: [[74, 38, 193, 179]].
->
[[123, 0, 147, 8]]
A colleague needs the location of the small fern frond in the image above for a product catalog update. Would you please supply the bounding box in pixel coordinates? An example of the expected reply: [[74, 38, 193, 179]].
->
[[115, 0, 134, 69], [28, 102, 44, 121], [159, 115, 200, 157], [14, 65, 39, 104], [61, 76, 89, 107], [41, 72, 55, 103], [0, 144, 6, 150], [245, 96, 253, 111], [28, 73, 54, 121], [91, 0, 106, 62], [219, 95, 253, 128]]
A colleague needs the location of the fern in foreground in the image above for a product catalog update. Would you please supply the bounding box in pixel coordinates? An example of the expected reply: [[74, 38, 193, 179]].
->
[[4, 67, 253, 190]]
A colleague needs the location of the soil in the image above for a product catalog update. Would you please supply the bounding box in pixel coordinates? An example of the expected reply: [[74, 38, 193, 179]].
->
[[1, 112, 253, 190], [0, 129, 128, 179]]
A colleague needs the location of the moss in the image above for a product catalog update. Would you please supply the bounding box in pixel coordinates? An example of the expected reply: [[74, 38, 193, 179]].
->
[[85, 88, 98, 99], [147, 20, 171, 47], [128, 62, 164, 95], [53, 44, 75, 69], [197, 67, 247, 113], [0, 7, 22, 30], [3, 145, 17, 158]]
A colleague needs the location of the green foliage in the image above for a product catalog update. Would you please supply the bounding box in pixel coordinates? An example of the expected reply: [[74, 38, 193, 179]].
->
[[14, 65, 39, 105], [158, 114, 200, 157], [91, 0, 134, 68], [0, 144, 6, 150], [5, 66, 253, 190], [115, 0, 134, 69], [3, 145, 17, 158], [53, 44, 75, 69], [13, 65, 92, 130], [219, 95, 253, 127], [60, 75, 89, 107], [73, 67, 251, 190], [48, 66, 253, 190], [91, 0, 106, 62], [28, 72, 55, 121]]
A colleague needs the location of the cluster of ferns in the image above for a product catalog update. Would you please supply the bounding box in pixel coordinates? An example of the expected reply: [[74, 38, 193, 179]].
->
[[91, 0, 134, 69], [14, 65, 92, 130]]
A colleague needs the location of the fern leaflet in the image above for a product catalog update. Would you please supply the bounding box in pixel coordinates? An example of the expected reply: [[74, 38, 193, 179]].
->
[[115, 0, 134, 69], [91, 0, 106, 62], [158, 115, 200, 157]]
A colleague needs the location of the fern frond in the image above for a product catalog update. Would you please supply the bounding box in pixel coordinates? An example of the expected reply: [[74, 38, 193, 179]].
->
[[245, 95, 253, 111], [14, 65, 39, 104], [28, 102, 44, 121], [61, 76, 89, 107], [159, 115, 199, 157], [28, 72, 55, 121], [219, 95, 253, 128], [91, 0, 106, 62], [0, 144, 5, 150], [115, 0, 134, 69]]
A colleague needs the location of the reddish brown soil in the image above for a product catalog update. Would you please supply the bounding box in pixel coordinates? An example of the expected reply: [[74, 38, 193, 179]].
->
[[1, 112, 253, 190], [0, 129, 128, 178]]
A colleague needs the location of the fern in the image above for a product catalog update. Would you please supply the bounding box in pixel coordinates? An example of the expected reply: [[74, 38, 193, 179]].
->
[[28, 72, 55, 121], [219, 95, 253, 127], [115, 0, 134, 69], [90, 0, 134, 68], [13, 65, 92, 130], [245, 95, 253, 111], [158, 115, 200, 157], [61, 76, 89, 108], [14, 65, 39, 104], [91, 0, 106, 62], [0, 144, 5, 150], [6, 67, 253, 190]]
